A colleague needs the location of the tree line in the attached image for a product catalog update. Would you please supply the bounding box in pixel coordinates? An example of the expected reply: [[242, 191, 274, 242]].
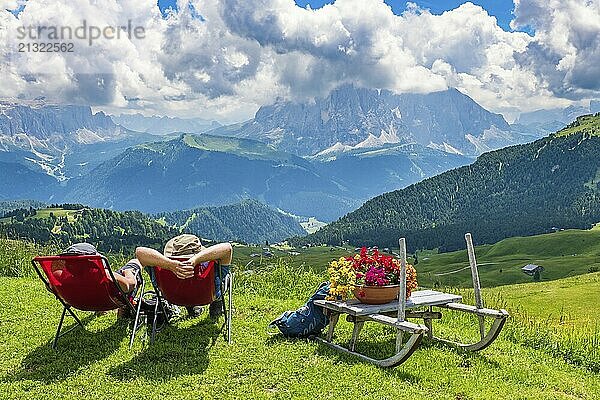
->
[[0, 206, 179, 253]]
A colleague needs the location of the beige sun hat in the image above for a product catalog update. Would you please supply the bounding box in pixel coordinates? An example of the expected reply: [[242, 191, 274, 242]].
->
[[164, 234, 204, 258]]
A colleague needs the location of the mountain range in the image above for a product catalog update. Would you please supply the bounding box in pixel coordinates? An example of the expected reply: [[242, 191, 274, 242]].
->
[[209, 84, 538, 157], [156, 199, 305, 244], [61, 133, 471, 221], [0, 199, 304, 245], [294, 114, 600, 251], [111, 113, 221, 135], [511, 100, 600, 138], [1, 85, 554, 221], [0, 100, 159, 181]]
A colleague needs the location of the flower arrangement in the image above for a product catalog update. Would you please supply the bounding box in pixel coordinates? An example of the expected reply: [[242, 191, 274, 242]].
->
[[327, 247, 417, 301]]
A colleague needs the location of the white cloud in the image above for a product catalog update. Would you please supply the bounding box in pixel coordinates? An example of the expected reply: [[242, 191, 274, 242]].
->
[[0, 0, 598, 123], [0, 0, 24, 11], [512, 0, 600, 100]]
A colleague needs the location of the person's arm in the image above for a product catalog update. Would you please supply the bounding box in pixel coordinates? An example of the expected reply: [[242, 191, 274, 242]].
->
[[188, 242, 233, 267], [135, 247, 194, 279]]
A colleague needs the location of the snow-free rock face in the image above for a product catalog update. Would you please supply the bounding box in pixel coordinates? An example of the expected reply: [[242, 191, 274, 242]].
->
[[0, 101, 153, 181], [209, 84, 525, 157], [0, 101, 117, 140]]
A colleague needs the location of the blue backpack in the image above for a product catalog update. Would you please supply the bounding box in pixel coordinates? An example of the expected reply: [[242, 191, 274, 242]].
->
[[268, 282, 330, 338]]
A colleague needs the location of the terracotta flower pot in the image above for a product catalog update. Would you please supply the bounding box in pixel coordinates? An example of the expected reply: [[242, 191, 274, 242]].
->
[[353, 284, 400, 305]]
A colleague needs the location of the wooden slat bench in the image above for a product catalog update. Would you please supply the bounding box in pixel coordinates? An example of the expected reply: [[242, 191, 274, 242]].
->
[[313, 235, 509, 367]]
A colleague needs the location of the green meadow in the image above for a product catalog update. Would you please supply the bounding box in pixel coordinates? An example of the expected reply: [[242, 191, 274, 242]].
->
[[0, 232, 599, 399]]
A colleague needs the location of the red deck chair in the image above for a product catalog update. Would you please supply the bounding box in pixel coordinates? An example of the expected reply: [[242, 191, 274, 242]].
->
[[31, 255, 144, 349], [149, 258, 233, 343]]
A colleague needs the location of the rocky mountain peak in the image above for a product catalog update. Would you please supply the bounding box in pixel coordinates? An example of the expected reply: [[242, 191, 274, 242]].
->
[[212, 84, 521, 157]]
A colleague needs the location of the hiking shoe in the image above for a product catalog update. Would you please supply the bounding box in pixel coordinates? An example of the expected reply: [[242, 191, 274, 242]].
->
[[117, 307, 131, 319], [209, 299, 223, 319], [186, 305, 204, 318]]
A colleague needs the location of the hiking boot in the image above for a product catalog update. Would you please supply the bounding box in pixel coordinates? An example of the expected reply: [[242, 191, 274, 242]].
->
[[209, 299, 223, 319], [117, 307, 131, 319], [185, 305, 204, 318]]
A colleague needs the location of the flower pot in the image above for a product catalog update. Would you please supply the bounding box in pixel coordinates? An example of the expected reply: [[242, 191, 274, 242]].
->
[[353, 284, 400, 305]]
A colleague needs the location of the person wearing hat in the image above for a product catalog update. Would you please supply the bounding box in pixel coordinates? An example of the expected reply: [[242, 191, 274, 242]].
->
[[135, 234, 232, 318]]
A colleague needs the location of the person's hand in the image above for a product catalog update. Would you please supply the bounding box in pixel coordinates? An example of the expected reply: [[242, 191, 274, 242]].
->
[[173, 261, 194, 279]]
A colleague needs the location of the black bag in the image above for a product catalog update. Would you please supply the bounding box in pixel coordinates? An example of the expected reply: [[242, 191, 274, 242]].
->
[[141, 293, 180, 328], [268, 282, 330, 338]]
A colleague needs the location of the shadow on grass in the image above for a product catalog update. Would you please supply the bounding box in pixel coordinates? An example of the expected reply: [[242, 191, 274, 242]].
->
[[2, 316, 126, 383], [264, 333, 419, 381], [311, 332, 500, 373], [264, 334, 312, 345], [419, 339, 502, 369], [311, 338, 421, 381], [108, 318, 221, 381]]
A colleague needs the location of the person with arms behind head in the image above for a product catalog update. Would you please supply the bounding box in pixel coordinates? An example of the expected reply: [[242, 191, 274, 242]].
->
[[135, 234, 232, 318]]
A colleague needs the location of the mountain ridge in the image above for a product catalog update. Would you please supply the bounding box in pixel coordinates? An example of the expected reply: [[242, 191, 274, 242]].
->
[[60, 132, 470, 220], [294, 114, 600, 251], [208, 84, 534, 157], [156, 199, 306, 244], [0, 101, 160, 181], [111, 113, 221, 135]]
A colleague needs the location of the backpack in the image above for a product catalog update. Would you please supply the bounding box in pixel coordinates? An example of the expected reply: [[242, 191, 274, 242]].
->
[[140, 293, 180, 329], [268, 282, 330, 338]]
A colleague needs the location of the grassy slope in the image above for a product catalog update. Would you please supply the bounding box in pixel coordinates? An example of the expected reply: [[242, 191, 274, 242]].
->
[[1, 275, 599, 399], [1, 235, 599, 398], [232, 244, 357, 271], [554, 114, 600, 138], [31, 208, 82, 223], [415, 229, 600, 288], [488, 272, 600, 331], [181, 134, 296, 162], [233, 227, 600, 290]]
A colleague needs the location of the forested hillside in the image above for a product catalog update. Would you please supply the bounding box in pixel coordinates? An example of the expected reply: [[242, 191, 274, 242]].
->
[[0, 200, 46, 216], [0, 206, 178, 253], [156, 199, 305, 244], [295, 114, 600, 252]]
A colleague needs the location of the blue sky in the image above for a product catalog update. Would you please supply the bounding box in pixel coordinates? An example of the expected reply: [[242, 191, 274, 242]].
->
[[158, 0, 517, 31]]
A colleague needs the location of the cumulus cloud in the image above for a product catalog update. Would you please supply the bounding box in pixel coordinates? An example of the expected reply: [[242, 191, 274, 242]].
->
[[0, 0, 598, 122], [512, 0, 600, 100]]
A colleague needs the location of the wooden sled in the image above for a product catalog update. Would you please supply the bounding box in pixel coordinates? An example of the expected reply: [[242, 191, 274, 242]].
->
[[314, 234, 509, 368]]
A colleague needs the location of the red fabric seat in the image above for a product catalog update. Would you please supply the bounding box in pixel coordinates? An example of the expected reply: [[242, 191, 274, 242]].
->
[[148, 257, 233, 344], [34, 255, 126, 311], [153, 259, 216, 306]]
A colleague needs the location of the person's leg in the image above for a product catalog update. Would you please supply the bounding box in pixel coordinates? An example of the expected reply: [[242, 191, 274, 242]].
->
[[112, 259, 142, 294]]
